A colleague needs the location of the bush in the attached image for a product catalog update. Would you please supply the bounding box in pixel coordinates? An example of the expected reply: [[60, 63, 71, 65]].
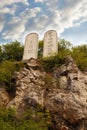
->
[[71, 44, 87, 71], [0, 107, 51, 130], [0, 60, 24, 91], [38, 39, 72, 71], [2, 41, 24, 61], [0, 61, 16, 85]]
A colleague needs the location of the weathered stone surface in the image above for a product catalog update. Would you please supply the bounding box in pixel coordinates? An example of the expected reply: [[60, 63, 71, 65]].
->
[[0, 88, 10, 106], [43, 30, 58, 57], [7, 59, 45, 110], [46, 57, 87, 130], [7, 57, 87, 130], [23, 33, 38, 60]]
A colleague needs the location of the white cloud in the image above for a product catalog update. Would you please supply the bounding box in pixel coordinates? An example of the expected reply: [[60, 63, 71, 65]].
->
[[2, 21, 25, 40], [45, 0, 58, 8], [59, 0, 87, 29], [34, 14, 48, 28], [0, 15, 5, 32], [1, 0, 87, 43], [0, 4, 18, 32], [0, 8, 10, 14], [0, 23, 4, 32], [0, 0, 29, 33], [1, 6, 41, 40], [20, 7, 41, 21], [39, 0, 87, 35], [35, 0, 58, 6], [0, 5, 17, 15], [0, 0, 30, 38], [0, 0, 29, 8], [35, 0, 44, 3], [2, 15, 26, 40]]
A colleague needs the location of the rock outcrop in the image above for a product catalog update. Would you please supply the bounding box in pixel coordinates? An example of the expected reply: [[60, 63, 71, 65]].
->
[[7, 59, 45, 111], [6, 57, 87, 130], [0, 87, 10, 107]]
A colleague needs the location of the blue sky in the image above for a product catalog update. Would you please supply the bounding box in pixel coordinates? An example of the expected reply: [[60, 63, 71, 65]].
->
[[0, 0, 87, 46]]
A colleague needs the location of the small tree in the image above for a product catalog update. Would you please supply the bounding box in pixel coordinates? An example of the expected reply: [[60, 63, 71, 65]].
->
[[58, 39, 72, 63], [71, 44, 87, 71], [0, 60, 16, 87], [2, 41, 24, 61]]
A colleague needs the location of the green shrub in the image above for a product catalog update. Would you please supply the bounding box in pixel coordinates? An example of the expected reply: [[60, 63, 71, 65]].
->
[[2, 41, 24, 61], [45, 74, 54, 88], [0, 60, 24, 91], [38, 39, 72, 71], [71, 44, 87, 71], [0, 107, 51, 130], [0, 61, 16, 85]]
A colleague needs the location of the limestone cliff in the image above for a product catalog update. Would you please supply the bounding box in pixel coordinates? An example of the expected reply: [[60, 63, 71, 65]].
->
[[1, 57, 87, 130]]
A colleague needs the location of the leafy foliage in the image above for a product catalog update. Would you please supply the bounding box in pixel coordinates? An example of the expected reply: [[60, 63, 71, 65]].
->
[[0, 61, 16, 85], [38, 39, 87, 71], [71, 44, 87, 71], [0, 41, 24, 89], [0, 39, 87, 130], [58, 39, 72, 61], [38, 40, 43, 58], [0, 60, 24, 91], [1, 41, 24, 62], [0, 39, 87, 91], [0, 107, 51, 130], [0, 46, 3, 62], [38, 39, 72, 71]]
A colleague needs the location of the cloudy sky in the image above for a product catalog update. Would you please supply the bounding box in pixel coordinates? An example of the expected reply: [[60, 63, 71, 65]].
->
[[0, 0, 87, 46]]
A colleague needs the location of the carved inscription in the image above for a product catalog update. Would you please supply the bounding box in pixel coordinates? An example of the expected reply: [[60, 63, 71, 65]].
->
[[47, 31, 53, 55], [23, 33, 38, 60], [43, 30, 58, 57], [28, 40, 33, 53]]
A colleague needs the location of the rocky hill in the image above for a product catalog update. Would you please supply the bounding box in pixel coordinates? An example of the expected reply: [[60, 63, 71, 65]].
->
[[0, 57, 87, 130]]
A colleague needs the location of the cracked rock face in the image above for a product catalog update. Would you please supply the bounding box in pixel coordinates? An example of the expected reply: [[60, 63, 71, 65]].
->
[[0, 88, 10, 107], [7, 59, 45, 110], [7, 58, 87, 130]]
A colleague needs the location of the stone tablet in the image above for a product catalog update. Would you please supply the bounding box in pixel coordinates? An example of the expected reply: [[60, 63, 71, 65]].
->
[[23, 33, 38, 60], [43, 30, 58, 57]]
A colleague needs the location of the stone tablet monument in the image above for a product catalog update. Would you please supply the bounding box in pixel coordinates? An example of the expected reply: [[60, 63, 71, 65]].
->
[[43, 30, 58, 57], [23, 33, 38, 60]]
